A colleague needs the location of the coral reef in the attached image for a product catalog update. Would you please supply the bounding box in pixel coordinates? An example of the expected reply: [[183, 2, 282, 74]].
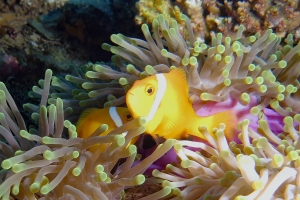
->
[[135, 0, 300, 42], [0, 0, 69, 31], [135, 0, 183, 27], [233, 0, 300, 38]]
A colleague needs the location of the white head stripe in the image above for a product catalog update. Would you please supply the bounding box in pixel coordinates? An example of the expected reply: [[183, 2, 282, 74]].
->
[[145, 74, 167, 122], [109, 107, 128, 137], [109, 107, 123, 127]]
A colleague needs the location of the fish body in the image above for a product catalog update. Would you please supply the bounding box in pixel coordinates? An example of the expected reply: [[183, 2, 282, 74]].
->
[[76, 107, 134, 151], [126, 68, 237, 141]]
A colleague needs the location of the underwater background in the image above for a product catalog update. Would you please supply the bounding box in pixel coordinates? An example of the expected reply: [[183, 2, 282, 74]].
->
[[1, 0, 300, 199]]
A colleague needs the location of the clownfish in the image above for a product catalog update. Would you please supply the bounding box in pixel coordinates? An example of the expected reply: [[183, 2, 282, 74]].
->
[[126, 68, 237, 141], [76, 107, 135, 152]]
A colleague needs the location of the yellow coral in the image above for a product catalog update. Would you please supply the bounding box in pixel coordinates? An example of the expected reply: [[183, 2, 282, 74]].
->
[[135, 0, 183, 26]]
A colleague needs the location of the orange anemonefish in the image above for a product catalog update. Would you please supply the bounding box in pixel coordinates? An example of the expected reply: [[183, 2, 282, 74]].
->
[[76, 107, 136, 152], [126, 68, 237, 141]]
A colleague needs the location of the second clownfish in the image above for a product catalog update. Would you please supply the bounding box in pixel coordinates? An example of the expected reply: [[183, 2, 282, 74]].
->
[[76, 107, 136, 152]]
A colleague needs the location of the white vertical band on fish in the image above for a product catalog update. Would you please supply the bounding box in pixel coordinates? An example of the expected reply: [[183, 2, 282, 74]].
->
[[109, 106, 128, 137], [109, 107, 123, 127], [145, 74, 167, 122]]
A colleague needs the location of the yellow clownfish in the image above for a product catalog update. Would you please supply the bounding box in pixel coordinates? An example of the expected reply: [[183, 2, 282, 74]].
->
[[126, 68, 237, 141], [76, 107, 135, 152]]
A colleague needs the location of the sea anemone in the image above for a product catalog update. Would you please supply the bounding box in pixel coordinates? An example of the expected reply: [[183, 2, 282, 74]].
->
[[0, 70, 174, 199], [150, 119, 300, 199], [89, 14, 300, 198], [26, 15, 300, 123], [104, 14, 299, 111]]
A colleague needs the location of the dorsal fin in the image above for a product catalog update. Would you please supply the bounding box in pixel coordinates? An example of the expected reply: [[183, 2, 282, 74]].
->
[[169, 67, 187, 83], [76, 108, 99, 127], [169, 67, 189, 94]]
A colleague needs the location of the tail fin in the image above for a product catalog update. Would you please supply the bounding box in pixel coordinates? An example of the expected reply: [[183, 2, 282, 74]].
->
[[211, 110, 238, 141]]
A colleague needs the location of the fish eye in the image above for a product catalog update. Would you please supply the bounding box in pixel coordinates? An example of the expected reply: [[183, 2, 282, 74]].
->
[[124, 112, 133, 121], [145, 85, 154, 95]]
